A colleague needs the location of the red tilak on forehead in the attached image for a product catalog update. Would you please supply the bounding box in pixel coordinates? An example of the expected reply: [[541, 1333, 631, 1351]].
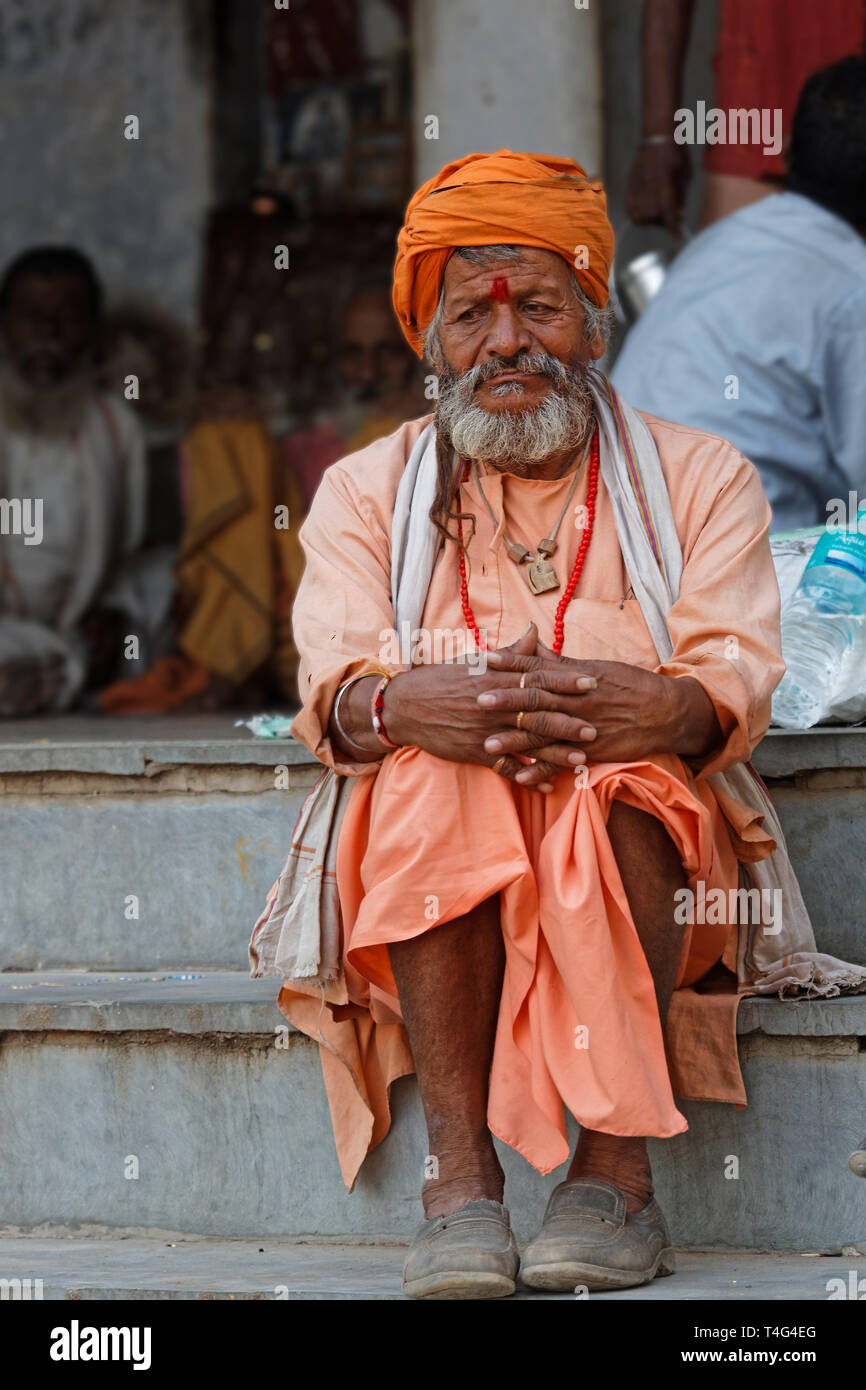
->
[[489, 276, 510, 302]]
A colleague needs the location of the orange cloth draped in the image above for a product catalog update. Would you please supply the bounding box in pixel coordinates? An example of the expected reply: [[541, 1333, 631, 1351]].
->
[[278, 746, 746, 1190], [392, 150, 615, 356], [282, 409, 784, 1190]]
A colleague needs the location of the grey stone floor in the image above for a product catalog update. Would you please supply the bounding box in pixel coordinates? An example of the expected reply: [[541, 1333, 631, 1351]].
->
[[0, 1236, 862, 1300]]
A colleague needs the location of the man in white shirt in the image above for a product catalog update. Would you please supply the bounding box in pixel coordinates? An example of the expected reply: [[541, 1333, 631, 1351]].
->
[[613, 56, 866, 533], [0, 246, 146, 715]]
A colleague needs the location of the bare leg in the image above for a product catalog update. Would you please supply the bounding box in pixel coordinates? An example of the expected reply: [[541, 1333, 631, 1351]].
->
[[567, 800, 688, 1212], [389, 895, 505, 1219]]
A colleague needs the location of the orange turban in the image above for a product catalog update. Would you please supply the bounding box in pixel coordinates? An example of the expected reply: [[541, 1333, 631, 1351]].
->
[[393, 149, 614, 358]]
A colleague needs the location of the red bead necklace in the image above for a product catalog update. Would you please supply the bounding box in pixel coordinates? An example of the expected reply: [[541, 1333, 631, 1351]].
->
[[456, 424, 599, 656]]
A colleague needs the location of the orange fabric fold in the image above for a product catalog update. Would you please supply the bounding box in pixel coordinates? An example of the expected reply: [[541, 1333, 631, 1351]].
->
[[392, 149, 614, 355], [277, 745, 755, 1189]]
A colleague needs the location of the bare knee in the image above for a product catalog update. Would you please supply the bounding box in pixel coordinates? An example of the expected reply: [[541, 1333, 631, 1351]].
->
[[606, 800, 684, 881]]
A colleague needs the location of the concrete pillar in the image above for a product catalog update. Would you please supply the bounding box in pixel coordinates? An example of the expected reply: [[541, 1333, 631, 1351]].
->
[[411, 0, 603, 186]]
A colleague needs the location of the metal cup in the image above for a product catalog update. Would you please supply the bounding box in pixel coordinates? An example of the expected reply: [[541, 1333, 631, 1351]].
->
[[615, 248, 671, 322]]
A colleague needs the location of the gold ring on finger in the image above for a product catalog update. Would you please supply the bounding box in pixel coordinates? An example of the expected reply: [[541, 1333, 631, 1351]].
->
[[491, 756, 508, 776], [519, 672, 528, 689], [516, 710, 525, 730]]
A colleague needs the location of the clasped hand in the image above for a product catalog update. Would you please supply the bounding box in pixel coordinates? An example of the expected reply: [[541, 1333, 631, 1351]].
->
[[386, 621, 680, 792]]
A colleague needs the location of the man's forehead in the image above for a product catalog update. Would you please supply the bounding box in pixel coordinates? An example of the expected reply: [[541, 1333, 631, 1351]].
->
[[442, 247, 567, 298]]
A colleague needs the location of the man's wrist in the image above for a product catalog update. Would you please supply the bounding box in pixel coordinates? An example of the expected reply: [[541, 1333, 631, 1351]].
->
[[330, 674, 382, 760], [662, 674, 722, 759], [380, 670, 411, 749]]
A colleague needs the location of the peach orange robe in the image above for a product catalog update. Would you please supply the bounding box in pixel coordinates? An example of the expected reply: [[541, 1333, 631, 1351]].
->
[[285, 411, 785, 1189]]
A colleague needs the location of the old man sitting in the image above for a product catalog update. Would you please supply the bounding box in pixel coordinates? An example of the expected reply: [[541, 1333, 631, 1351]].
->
[[268, 151, 785, 1299]]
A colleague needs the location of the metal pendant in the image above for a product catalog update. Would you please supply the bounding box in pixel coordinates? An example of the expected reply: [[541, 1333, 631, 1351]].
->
[[526, 554, 560, 594]]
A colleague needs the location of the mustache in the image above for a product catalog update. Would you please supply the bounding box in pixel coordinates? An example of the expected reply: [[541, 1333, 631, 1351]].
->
[[434, 350, 594, 469], [440, 350, 584, 394]]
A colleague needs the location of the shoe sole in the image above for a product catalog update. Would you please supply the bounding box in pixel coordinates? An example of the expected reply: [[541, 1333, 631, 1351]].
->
[[520, 1248, 676, 1293], [403, 1271, 517, 1300]]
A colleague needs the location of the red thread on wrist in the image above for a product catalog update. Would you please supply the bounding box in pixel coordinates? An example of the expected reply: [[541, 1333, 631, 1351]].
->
[[371, 673, 400, 750]]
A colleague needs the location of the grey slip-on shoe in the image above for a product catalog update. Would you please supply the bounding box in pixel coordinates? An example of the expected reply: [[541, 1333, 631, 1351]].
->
[[520, 1178, 676, 1293], [402, 1197, 520, 1300]]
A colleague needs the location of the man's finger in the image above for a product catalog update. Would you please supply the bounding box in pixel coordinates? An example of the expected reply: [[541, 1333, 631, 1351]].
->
[[477, 677, 599, 711], [534, 636, 568, 662], [513, 759, 560, 789], [509, 621, 538, 655], [484, 648, 545, 672], [487, 753, 525, 781], [528, 742, 587, 768], [485, 651, 605, 688], [490, 621, 539, 662], [489, 736, 587, 769], [488, 749, 558, 792], [484, 712, 596, 751]]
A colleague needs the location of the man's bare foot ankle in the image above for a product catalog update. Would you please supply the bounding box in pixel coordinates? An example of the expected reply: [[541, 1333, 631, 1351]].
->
[[567, 1130, 653, 1215], [421, 1140, 504, 1218]]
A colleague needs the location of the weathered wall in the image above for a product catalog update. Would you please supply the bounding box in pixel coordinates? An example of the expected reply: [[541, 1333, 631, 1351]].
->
[[412, 0, 603, 185], [0, 0, 212, 322], [411, 0, 719, 231]]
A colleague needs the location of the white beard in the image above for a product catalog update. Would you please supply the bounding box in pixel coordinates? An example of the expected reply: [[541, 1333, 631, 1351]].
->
[[435, 351, 593, 468]]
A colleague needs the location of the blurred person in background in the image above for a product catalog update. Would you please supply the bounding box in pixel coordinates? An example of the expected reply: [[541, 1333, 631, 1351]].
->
[[99, 407, 306, 716], [0, 246, 147, 717], [99, 199, 308, 717], [626, 0, 865, 233], [613, 56, 866, 533], [284, 278, 429, 510]]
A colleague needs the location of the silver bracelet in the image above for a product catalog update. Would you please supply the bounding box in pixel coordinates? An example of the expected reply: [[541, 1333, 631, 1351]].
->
[[641, 133, 675, 147], [332, 674, 375, 753]]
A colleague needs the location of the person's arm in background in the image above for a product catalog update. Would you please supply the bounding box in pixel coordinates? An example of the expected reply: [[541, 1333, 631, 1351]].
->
[[817, 288, 866, 512], [625, 0, 696, 233]]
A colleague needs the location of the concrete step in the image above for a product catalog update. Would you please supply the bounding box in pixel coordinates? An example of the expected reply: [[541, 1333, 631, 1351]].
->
[[0, 714, 315, 971], [1, 971, 864, 1252], [2, 717, 866, 970], [1, 1234, 862, 1300]]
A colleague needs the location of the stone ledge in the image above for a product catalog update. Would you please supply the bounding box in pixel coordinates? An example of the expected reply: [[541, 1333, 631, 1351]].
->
[[0, 764, 320, 796], [752, 727, 866, 779], [737, 994, 866, 1037], [0, 972, 284, 1034], [1, 716, 865, 781], [0, 714, 309, 775], [1, 971, 864, 1039]]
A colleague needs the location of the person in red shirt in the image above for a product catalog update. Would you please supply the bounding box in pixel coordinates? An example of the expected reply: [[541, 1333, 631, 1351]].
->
[[627, 0, 866, 231]]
